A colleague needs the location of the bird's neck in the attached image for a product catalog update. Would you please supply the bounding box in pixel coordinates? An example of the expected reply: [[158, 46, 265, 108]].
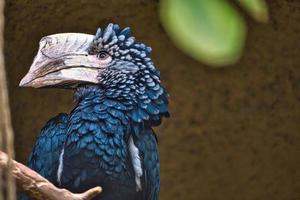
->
[[74, 85, 106, 103], [74, 84, 135, 107], [73, 83, 169, 128]]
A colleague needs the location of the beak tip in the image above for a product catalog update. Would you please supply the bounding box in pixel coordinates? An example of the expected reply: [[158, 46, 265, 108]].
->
[[19, 77, 30, 87], [19, 80, 25, 87]]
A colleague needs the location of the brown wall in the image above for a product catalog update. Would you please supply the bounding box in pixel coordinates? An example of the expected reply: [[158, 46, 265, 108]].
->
[[4, 0, 300, 199]]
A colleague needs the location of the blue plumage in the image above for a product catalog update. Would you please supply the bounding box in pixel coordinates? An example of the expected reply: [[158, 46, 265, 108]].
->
[[20, 24, 169, 200], [18, 114, 68, 200], [28, 113, 68, 184]]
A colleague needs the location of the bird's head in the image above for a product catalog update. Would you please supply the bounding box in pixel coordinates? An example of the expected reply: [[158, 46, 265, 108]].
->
[[20, 24, 159, 91], [20, 24, 169, 124]]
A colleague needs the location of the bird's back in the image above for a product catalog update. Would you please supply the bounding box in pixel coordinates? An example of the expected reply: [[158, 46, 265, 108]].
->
[[18, 113, 68, 200], [28, 113, 69, 182]]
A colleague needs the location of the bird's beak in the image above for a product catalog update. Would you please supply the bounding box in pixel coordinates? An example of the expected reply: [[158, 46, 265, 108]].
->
[[19, 33, 103, 88]]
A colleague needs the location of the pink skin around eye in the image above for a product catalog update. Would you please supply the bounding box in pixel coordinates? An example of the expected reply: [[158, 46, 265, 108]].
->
[[87, 55, 99, 62], [87, 54, 112, 67]]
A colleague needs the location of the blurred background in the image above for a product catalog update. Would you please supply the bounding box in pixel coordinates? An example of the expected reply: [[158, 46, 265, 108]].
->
[[4, 0, 300, 199]]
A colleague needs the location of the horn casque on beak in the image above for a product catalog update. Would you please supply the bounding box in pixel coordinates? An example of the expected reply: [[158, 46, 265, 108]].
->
[[20, 33, 104, 88]]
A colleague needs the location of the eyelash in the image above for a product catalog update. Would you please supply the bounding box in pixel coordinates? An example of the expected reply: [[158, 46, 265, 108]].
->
[[97, 51, 110, 59]]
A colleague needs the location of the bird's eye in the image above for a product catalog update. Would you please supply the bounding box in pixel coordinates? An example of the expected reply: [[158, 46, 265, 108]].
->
[[97, 51, 110, 60]]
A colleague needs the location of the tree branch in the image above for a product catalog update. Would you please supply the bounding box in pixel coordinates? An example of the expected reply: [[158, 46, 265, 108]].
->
[[0, 0, 17, 199], [0, 150, 102, 200]]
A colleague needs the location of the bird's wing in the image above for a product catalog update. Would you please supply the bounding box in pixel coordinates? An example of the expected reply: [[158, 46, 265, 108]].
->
[[134, 128, 160, 200], [27, 113, 68, 185]]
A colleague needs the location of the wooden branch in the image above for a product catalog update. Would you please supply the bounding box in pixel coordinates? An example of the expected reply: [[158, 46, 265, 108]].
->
[[0, 0, 17, 199], [0, 151, 102, 200]]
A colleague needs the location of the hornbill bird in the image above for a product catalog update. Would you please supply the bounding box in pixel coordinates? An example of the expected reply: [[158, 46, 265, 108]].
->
[[19, 23, 169, 200]]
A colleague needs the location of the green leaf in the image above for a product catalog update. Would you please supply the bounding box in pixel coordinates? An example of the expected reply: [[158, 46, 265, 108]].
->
[[237, 0, 269, 22], [160, 0, 246, 67]]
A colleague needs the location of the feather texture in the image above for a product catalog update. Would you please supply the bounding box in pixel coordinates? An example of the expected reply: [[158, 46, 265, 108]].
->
[[20, 23, 169, 200]]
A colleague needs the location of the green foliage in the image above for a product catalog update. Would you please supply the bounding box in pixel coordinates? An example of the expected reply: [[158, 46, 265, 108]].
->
[[238, 0, 269, 22], [160, 0, 268, 67]]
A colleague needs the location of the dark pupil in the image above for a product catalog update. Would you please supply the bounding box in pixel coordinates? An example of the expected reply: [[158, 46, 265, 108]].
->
[[98, 52, 108, 59]]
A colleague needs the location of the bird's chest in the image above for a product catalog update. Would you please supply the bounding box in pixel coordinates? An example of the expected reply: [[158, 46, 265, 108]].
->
[[59, 103, 137, 196]]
